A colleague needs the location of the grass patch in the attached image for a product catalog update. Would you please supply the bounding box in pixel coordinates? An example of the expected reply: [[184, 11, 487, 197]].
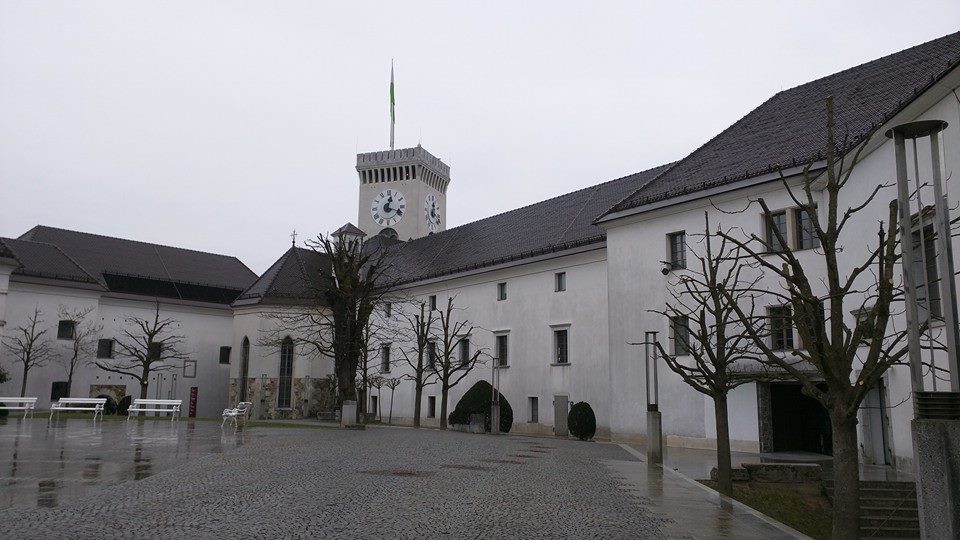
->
[[700, 480, 832, 540]]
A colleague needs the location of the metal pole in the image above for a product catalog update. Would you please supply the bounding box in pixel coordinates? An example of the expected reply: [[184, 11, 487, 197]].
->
[[929, 133, 960, 391], [893, 130, 926, 392]]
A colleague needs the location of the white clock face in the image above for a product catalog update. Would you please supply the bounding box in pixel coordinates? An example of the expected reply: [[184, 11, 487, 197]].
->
[[424, 194, 442, 232], [371, 189, 406, 227]]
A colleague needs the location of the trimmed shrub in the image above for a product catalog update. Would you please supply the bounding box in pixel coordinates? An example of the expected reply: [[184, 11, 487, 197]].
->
[[448, 380, 513, 433], [568, 401, 596, 440]]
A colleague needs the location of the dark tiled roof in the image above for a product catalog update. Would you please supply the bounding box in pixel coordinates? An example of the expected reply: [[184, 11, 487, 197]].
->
[[384, 163, 671, 285], [606, 31, 960, 215], [0, 238, 102, 285], [234, 246, 331, 305], [18, 225, 257, 291]]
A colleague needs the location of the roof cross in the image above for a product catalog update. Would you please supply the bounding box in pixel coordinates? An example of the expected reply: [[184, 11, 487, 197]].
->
[[290, 229, 297, 246]]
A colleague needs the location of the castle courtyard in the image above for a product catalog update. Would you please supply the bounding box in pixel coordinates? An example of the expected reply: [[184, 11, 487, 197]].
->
[[0, 419, 798, 539]]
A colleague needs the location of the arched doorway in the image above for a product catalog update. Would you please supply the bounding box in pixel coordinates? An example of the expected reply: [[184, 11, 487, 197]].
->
[[240, 337, 250, 401]]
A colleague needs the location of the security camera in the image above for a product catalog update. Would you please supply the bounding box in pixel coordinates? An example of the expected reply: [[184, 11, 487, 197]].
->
[[660, 263, 671, 276]]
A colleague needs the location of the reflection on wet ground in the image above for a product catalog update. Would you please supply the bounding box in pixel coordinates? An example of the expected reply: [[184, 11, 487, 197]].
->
[[0, 418, 250, 509]]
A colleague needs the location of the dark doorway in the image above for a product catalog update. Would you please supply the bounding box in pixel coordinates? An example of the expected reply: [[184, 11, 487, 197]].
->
[[770, 383, 832, 455]]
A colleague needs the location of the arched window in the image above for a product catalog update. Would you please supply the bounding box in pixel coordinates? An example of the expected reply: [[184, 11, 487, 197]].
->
[[239, 337, 250, 402], [278, 337, 294, 409]]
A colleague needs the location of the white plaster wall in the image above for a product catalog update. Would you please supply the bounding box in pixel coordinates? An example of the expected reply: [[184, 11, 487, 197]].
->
[[380, 249, 612, 435], [0, 281, 234, 417]]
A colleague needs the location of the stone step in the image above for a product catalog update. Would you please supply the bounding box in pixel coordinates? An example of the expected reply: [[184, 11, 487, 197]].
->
[[861, 505, 918, 518], [860, 487, 917, 499], [858, 498, 918, 509], [859, 525, 921, 539], [861, 515, 920, 528]]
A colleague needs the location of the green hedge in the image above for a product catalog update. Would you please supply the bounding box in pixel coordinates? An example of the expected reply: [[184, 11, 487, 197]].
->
[[568, 401, 596, 440], [448, 380, 513, 433]]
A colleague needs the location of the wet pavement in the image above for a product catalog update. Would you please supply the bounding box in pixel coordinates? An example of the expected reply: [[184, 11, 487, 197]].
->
[[0, 419, 806, 538], [0, 417, 249, 510]]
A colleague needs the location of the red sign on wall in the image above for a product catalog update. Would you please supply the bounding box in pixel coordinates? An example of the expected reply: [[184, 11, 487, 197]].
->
[[189, 387, 198, 418]]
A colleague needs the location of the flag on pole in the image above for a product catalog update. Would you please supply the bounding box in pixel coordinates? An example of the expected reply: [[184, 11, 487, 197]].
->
[[389, 60, 395, 150]]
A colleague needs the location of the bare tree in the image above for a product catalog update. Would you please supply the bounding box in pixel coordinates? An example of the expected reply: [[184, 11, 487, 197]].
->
[[397, 301, 437, 427], [369, 374, 385, 421], [2, 305, 55, 396], [56, 305, 102, 397], [716, 97, 915, 538], [430, 296, 487, 430], [384, 376, 401, 424], [260, 232, 396, 418], [95, 301, 190, 400], [649, 212, 766, 497]]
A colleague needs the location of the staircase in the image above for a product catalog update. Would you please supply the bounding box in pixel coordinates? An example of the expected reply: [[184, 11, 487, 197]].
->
[[822, 478, 920, 538]]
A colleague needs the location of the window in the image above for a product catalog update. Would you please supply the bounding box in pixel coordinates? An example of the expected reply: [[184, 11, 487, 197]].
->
[[429, 295, 437, 311], [854, 308, 876, 346], [670, 315, 691, 356], [497, 282, 507, 301], [913, 225, 942, 321], [96, 339, 114, 359], [553, 329, 569, 364], [765, 211, 788, 252], [240, 337, 250, 402], [147, 342, 162, 360], [57, 320, 76, 340], [427, 341, 438, 368], [385, 302, 392, 317], [380, 344, 391, 373], [795, 207, 820, 250], [459, 338, 470, 365], [769, 306, 794, 351], [529, 397, 539, 423], [495, 334, 509, 367], [219, 346, 231, 365], [555, 272, 566, 292], [427, 396, 437, 418], [667, 232, 686, 270], [278, 337, 294, 409]]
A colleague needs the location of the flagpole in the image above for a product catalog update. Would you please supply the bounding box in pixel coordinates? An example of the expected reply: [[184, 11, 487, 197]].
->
[[390, 60, 395, 150]]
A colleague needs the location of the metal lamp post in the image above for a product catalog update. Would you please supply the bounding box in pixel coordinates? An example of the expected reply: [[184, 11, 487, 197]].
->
[[644, 331, 664, 464], [887, 119, 960, 539]]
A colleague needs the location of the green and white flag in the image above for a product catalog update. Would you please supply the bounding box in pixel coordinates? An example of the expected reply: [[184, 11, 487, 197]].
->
[[390, 61, 395, 149]]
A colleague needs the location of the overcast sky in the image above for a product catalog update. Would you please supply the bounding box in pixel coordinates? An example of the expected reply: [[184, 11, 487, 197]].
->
[[1, 2, 958, 274]]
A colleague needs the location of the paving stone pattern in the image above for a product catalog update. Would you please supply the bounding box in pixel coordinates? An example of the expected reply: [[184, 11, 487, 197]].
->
[[0, 422, 668, 539]]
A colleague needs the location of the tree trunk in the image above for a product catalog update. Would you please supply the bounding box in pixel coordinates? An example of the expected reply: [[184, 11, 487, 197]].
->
[[19, 367, 28, 397], [830, 413, 860, 539], [389, 387, 395, 425], [439, 384, 449, 430], [66, 369, 74, 398], [139, 381, 149, 399], [714, 393, 733, 496], [413, 378, 423, 428]]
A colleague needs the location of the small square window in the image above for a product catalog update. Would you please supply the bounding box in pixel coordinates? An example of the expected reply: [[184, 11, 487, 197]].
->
[[495, 334, 509, 367], [529, 397, 539, 423], [96, 339, 114, 359], [497, 282, 507, 301], [670, 315, 691, 356], [381, 344, 391, 372], [667, 232, 686, 270], [555, 272, 566, 292], [219, 346, 232, 365], [427, 396, 437, 418], [57, 320, 76, 340], [766, 211, 788, 252], [429, 295, 437, 311], [553, 329, 569, 364]]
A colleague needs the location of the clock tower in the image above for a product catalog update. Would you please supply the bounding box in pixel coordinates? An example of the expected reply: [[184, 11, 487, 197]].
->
[[356, 145, 450, 241]]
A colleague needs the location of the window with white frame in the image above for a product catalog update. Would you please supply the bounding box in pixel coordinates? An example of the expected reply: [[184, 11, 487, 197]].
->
[[495, 334, 509, 367], [528, 396, 539, 423], [794, 206, 820, 250], [380, 344, 391, 373], [667, 231, 686, 270], [553, 328, 569, 364], [670, 315, 691, 356], [497, 282, 507, 301], [429, 295, 437, 311], [555, 272, 566, 292], [768, 306, 794, 351], [765, 211, 788, 252]]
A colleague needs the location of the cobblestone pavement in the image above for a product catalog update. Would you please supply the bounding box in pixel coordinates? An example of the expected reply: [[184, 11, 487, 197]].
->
[[0, 420, 670, 539]]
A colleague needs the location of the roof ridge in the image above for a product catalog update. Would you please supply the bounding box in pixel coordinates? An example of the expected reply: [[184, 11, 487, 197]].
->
[[21, 224, 245, 262], [253, 248, 294, 299], [772, 31, 960, 97]]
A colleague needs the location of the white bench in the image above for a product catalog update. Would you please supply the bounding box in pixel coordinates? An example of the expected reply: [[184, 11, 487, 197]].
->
[[127, 399, 182, 421], [222, 401, 252, 427], [49, 397, 107, 421], [0, 397, 38, 419]]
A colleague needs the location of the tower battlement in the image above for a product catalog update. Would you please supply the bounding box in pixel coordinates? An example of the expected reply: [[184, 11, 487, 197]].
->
[[356, 145, 450, 194]]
